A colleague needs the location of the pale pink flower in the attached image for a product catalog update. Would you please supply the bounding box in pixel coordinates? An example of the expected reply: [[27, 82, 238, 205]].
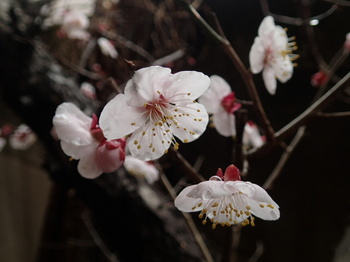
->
[[99, 66, 210, 161], [60, 10, 90, 40], [124, 155, 159, 184], [198, 75, 241, 137], [52, 102, 125, 178], [9, 124, 37, 150], [249, 16, 297, 95], [80, 82, 96, 99], [175, 165, 280, 229], [243, 121, 264, 149], [97, 37, 118, 58]]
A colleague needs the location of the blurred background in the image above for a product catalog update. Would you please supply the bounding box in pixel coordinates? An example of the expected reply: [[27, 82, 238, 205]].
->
[[1, 0, 350, 261]]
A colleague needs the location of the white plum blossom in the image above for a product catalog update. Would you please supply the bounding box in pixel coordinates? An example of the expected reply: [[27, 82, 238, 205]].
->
[[243, 121, 264, 149], [60, 10, 90, 40], [124, 155, 159, 184], [198, 75, 241, 137], [52, 102, 126, 178], [249, 16, 298, 95], [9, 124, 37, 150], [100, 66, 210, 161], [97, 37, 118, 59], [175, 165, 280, 229]]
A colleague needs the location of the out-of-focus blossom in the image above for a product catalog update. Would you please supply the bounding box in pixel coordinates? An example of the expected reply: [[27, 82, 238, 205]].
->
[[59, 10, 90, 40], [52, 102, 125, 178], [80, 82, 96, 99], [97, 37, 118, 58], [311, 71, 328, 87], [123, 155, 159, 184], [175, 165, 280, 229], [249, 16, 298, 95], [243, 121, 264, 149], [0, 137, 6, 152], [100, 66, 210, 161], [9, 124, 37, 150], [344, 33, 350, 51], [41, 0, 95, 28], [199, 75, 241, 137]]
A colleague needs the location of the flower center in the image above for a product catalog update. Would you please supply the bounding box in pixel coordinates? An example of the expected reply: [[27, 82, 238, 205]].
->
[[221, 92, 241, 114]]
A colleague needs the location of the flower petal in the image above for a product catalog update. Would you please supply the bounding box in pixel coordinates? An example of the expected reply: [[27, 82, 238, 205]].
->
[[170, 102, 209, 143], [99, 94, 145, 140], [53, 102, 93, 146], [174, 185, 205, 212], [273, 57, 293, 83], [249, 37, 265, 74], [123, 155, 159, 184], [198, 75, 231, 113], [127, 122, 171, 161], [124, 66, 172, 107], [258, 16, 275, 38], [166, 70, 210, 100], [262, 66, 277, 95], [212, 108, 236, 137], [77, 145, 103, 179]]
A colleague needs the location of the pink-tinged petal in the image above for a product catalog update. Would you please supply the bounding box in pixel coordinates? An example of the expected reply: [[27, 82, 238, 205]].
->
[[262, 66, 277, 95], [99, 94, 145, 140], [166, 70, 210, 100], [53, 102, 93, 146], [124, 66, 172, 107], [170, 103, 209, 143], [127, 123, 171, 161], [95, 141, 125, 173], [212, 108, 236, 137], [123, 155, 159, 184], [223, 165, 241, 181], [198, 75, 231, 113], [174, 185, 205, 212], [77, 144, 103, 179], [249, 37, 265, 74]]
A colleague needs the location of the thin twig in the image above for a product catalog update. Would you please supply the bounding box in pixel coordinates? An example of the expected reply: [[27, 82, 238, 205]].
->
[[263, 126, 306, 190], [249, 71, 350, 159], [260, 0, 338, 26], [317, 111, 350, 117], [325, 0, 350, 6], [100, 30, 155, 63], [158, 167, 214, 262], [176, 0, 276, 142], [247, 240, 264, 262], [81, 211, 120, 262]]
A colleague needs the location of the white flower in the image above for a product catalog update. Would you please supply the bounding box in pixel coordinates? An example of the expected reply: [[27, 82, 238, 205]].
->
[[124, 155, 159, 184], [60, 10, 90, 40], [175, 165, 280, 229], [97, 37, 118, 58], [249, 16, 297, 95], [100, 66, 210, 161], [243, 121, 264, 149], [9, 124, 37, 150], [52, 102, 125, 178], [198, 75, 241, 137]]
